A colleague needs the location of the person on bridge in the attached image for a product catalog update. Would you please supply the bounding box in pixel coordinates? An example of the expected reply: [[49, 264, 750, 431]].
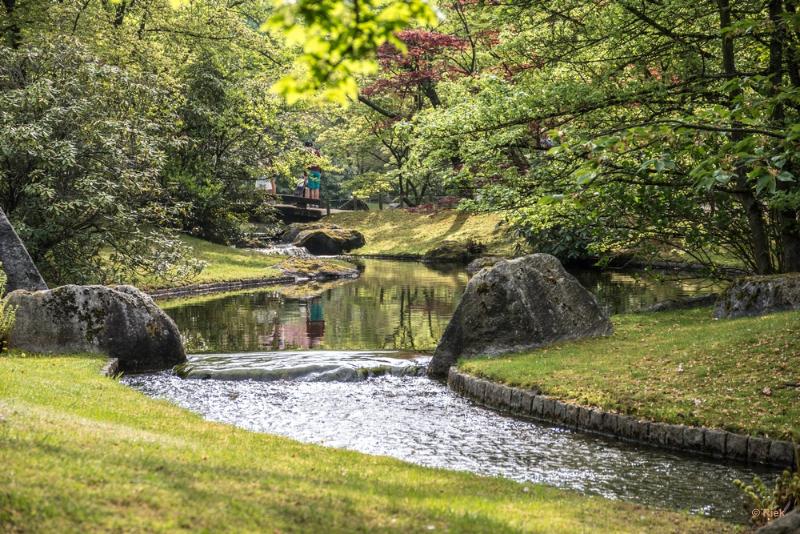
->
[[304, 141, 322, 205]]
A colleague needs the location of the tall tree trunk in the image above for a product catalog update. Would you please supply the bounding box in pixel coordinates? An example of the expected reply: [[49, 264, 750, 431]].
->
[[769, 0, 800, 271], [718, 0, 774, 273]]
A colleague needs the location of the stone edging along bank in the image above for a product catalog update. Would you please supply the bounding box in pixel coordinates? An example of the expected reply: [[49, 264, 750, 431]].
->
[[147, 270, 359, 300], [448, 369, 797, 469]]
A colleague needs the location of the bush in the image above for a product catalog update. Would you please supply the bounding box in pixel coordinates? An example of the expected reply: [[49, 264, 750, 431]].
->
[[735, 446, 799, 526]]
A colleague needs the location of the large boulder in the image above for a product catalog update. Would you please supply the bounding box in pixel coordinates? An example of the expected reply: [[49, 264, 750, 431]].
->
[[714, 274, 800, 319], [466, 256, 504, 275], [8, 285, 185, 372], [0, 208, 47, 293], [282, 223, 365, 255], [422, 240, 486, 264], [428, 254, 612, 378]]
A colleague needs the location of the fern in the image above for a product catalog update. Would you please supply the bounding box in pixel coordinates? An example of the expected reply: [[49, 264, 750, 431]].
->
[[735, 443, 800, 526]]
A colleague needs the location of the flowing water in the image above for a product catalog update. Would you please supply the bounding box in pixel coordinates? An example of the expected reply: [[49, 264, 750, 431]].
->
[[125, 259, 769, 521]]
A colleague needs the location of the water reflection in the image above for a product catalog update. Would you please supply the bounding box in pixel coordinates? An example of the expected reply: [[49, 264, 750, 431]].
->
[[160, 259, 720, 354]]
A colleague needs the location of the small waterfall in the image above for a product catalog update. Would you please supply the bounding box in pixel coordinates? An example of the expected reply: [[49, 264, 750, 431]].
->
[[252, 244, 311, 257]]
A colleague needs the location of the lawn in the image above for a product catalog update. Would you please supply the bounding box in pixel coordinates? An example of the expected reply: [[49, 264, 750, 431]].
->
[[460, 308, 800, 441], [0, 353, 738, 533], [138, 236, 354, 291], [325, 210, 516, 257]]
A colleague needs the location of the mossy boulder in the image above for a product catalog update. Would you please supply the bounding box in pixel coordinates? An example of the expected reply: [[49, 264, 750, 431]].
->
[[422, 240, 486, 264], [7, 285, 185, 372], [466, 256, 504, 275], [428, 254, 612, 378], [714, 273, 800, 319], [282, 223, 365, 255]]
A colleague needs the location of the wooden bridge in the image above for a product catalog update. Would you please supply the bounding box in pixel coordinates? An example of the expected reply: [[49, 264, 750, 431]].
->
[[273, 195, 344, 223]]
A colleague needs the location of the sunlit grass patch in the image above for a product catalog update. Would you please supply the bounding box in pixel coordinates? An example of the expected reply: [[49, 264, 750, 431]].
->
[[461, 308, 800, 440], [326, 210, 515, 257]]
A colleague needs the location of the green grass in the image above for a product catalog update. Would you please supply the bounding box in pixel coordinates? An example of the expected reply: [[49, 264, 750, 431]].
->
[[325, 210, 515, 257], [0, 353, 739, 533], [139, 236, 353, 291], [460, 308, 800, 441]]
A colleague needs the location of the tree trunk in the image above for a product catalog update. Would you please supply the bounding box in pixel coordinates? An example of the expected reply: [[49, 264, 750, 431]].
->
[[718, 0, 774, 273]]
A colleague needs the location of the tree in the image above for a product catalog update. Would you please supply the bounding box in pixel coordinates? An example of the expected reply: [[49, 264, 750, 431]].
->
[[0, 41, 203, 285], [398, 0, 800, 275]]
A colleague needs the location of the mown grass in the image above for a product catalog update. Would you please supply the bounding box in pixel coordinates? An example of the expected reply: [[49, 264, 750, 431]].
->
[[139, 236, 353, 291], [0, 353, 739, 533], [460, 308, 800, 441], [325, 210, 515, 257]]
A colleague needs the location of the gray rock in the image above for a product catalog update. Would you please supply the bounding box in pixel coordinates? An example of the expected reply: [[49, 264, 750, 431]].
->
[[704, 430, 727, 458], [684, 427, 704, 450], [641, 294, 718, 313], [282, 223, 365, 255], [466, 256, 503, 275], [714, 274, 800, 319], [664, 424, 685, 449], [649, 422, 668, 446], [564, 404, 578, 427], [530, 395, 544, 417], [0, 208, 47, 293], [748, 437, 771, 464], [422, 240, 485, 264], [725, 432, 749, 462], [755, 509, 800, 533], [8, 285, 185, 372], [428, 254, 613, 377], [601, 413, 618, 435], [768, 441, 797, 468]]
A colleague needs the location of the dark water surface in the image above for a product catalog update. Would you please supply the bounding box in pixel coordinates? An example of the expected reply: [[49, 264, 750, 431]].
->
[[125, 259, 767, 522], [161, 259, 720, 354]]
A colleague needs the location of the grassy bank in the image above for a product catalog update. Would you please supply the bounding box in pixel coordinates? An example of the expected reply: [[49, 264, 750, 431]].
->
[[460, 308, 800, 441], [138, 236, 354, 291], [325, 210, 515, 257], [0, 353, 737, 533]]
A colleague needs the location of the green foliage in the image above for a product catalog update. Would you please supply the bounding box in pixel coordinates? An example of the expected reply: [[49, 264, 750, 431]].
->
[[0, 41, 201, 285], [735, 450, 799, 527], [266, 0, 438, 103], [0, 264, 16, 350]]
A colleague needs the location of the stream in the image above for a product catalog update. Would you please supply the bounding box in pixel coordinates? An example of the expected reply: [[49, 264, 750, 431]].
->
[[124, 259, 772, 522]]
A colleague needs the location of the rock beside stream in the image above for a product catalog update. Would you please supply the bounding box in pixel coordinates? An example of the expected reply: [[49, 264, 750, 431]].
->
[[422, 240, 485, 264], [8, 284, 185, 372], [282, 223, 365, 255], [428, 254, 613, 378], [755, 509, 800, 533], [466, 256, 504, 275], [714, 274, 800, 319]]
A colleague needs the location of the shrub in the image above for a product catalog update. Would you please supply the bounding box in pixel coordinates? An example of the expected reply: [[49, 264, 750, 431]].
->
[[735, 445, 799, 526]]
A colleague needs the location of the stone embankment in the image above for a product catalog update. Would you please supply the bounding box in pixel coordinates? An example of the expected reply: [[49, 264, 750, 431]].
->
[[448, 368, 797, 469]]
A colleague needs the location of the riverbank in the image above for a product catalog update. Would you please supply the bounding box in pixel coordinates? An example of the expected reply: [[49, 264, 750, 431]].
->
[[0, 352, 740, 533], [141, 236, 358, 298], [324, 210, 515, 258], [457, 308, 799, 454]]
